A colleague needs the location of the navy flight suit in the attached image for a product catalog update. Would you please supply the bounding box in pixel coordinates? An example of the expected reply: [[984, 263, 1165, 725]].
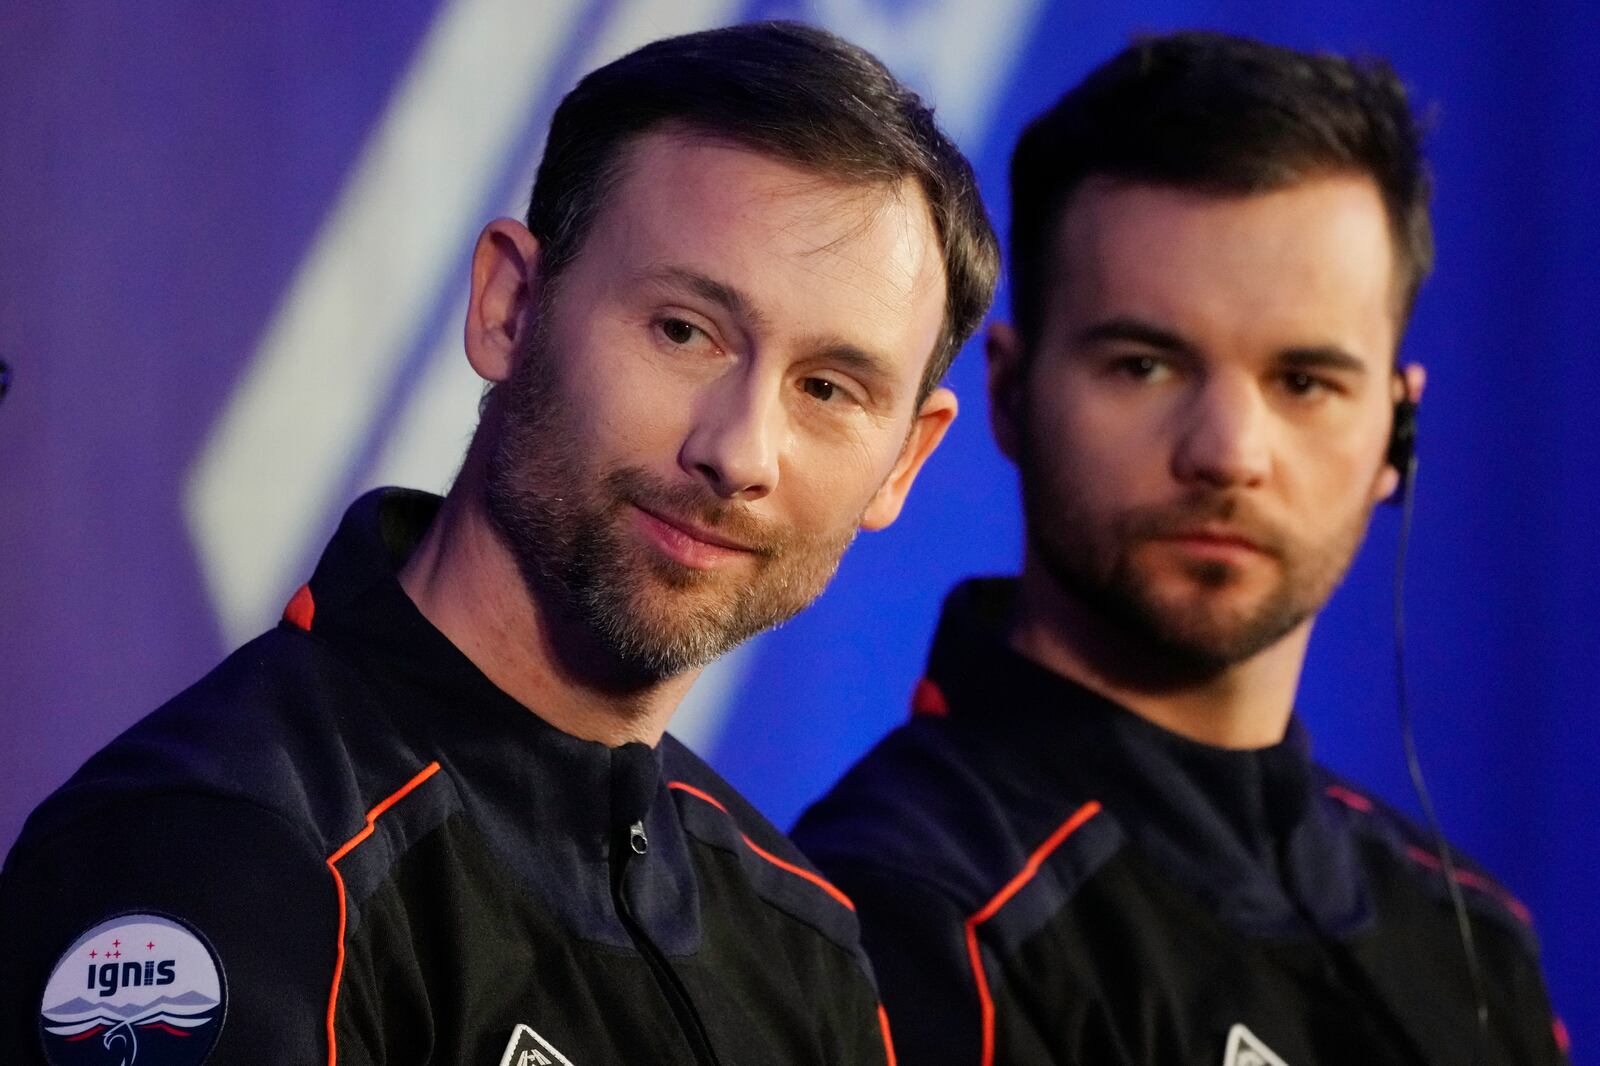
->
[[795, 579, 1567, 1066], [2, 489, 894, 1066]]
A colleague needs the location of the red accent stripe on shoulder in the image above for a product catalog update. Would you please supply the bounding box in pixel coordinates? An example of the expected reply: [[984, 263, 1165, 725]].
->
[[284, 583, 316, 631], [1329, 786, 1535, 926], [1554, 1016, 1571, 1055], [911, 678, 949, 717], [878, 1003, 898, 1066], [1402, 844, 1534, 926], [667, 780, 856, 912], [965, 800, 1102, 1066], [1324, 784, 1374, 812], [324, 761, 441, 1066]]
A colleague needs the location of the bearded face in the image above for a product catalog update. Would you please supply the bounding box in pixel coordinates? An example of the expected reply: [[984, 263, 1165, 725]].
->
[[1018, 432, 1375, 676], [475, 136, 954, 685], [484, 320, 856, 681]]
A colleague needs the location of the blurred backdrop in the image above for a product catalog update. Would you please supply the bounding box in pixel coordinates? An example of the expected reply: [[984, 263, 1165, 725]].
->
[[2, 0, 1595, 1054]]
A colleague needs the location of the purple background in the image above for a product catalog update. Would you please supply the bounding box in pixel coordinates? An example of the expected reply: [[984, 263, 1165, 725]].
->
[[3, 2, 1595, 1056]]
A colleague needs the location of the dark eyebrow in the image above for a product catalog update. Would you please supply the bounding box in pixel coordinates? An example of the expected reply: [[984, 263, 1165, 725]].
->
[[1080, 317, 1371, 376], [642, 266, 767, 330], [1075, 317, 1198, 357], [1277, 346, 1369, 375]]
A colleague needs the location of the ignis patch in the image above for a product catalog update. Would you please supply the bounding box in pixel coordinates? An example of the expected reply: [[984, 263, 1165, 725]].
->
[[38, 913, 226, 1066]]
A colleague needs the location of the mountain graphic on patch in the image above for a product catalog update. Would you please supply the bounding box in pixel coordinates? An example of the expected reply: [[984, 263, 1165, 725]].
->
[[43, 989, 220, 1031], [38, 913, 227, 1066]]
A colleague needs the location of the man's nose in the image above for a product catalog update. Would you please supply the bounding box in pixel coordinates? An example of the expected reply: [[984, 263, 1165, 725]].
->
[[1171, 376, 1271, 491], [678, 372, 781, 501]]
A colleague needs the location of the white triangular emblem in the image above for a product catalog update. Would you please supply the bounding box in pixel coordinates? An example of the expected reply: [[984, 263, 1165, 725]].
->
[[1223, 1023, 1291, 1066], [498, 1023, 576, 1066]]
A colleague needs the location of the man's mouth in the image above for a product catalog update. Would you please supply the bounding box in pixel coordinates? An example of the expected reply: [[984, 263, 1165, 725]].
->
[[631, 503, 763, 569], [1155, 526, 1270, 555]]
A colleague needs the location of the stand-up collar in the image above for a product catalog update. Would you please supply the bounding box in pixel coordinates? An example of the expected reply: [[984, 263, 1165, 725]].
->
[[300, 491, 656, 832], [292, 489, 686, 946], [925, 578, 1371, 939]]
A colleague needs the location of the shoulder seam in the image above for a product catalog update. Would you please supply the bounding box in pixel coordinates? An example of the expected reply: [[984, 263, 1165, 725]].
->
[[806, 798, 1120, 914], [965, 800, 1103, 1066], [667, 780, 855, 911], [1321, 781, 1535, 927], [323, 760, 443, 1066]]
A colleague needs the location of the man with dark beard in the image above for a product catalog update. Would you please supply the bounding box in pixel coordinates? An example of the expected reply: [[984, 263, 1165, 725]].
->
[[793, 32, 1568, 1066], [0, 23, 997, 1066]]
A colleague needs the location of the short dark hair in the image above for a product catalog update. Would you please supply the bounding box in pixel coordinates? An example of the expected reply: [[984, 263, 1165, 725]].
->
[[1010, 31, 1433, 344], [528, 21, 999, 405]]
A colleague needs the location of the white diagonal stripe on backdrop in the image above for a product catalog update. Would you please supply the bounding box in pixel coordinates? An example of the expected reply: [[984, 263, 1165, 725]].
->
[[185, 0, 587, 643]]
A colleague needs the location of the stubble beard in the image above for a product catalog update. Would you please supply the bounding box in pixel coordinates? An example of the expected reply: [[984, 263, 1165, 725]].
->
[[483, 325, 857, 683], [1019, 438, 1374, 680]]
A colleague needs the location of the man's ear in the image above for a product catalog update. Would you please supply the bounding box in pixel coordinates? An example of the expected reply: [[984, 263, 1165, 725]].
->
[[860, 387, 959, 531], [1401, 361, 1427, 403], [986, 320, 1026, 463], [465, 219, 543, 384]]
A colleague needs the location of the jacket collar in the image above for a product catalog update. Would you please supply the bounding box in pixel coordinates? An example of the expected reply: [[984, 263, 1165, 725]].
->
[[924, 578, 1371, 938], [297, 488, 664, 851]]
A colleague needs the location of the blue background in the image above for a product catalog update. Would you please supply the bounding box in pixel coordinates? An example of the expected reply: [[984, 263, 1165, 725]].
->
[[2, 1, 1594, 1055]]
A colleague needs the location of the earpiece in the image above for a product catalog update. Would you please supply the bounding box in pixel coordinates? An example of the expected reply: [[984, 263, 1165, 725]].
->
[[1386, 396, 1418, 503]]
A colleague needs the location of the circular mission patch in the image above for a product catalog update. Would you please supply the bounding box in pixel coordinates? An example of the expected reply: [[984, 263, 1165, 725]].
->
[[38, 912, 226, 1066]]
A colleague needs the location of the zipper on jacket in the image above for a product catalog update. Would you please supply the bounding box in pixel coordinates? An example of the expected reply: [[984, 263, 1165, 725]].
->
[[611, 819, 724, 1066]]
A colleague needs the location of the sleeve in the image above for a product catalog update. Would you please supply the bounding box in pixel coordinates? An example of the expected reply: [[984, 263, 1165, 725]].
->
[[824, 862, 985, 1066], [1498, 931, 1573, 1066], [825, 941, 901, 1066], [0, 791, 350, 1065]]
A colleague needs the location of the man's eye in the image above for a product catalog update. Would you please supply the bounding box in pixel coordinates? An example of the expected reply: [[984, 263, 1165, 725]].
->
[[1110, 354, 1168, 381], [1281, 371, 1329, 397], [801, 378, 840, 403], [660, 318, 700, 345]]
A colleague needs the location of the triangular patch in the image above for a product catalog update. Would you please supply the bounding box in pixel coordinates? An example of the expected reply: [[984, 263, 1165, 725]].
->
[[1223, 1023, 1291, 1066], [498, 1023, 576, 1066]]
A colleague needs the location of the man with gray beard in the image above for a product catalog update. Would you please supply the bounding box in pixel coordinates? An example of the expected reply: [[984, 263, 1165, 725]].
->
[[0, 23, 997, 1065], [795, 31, 1567, 1066]]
